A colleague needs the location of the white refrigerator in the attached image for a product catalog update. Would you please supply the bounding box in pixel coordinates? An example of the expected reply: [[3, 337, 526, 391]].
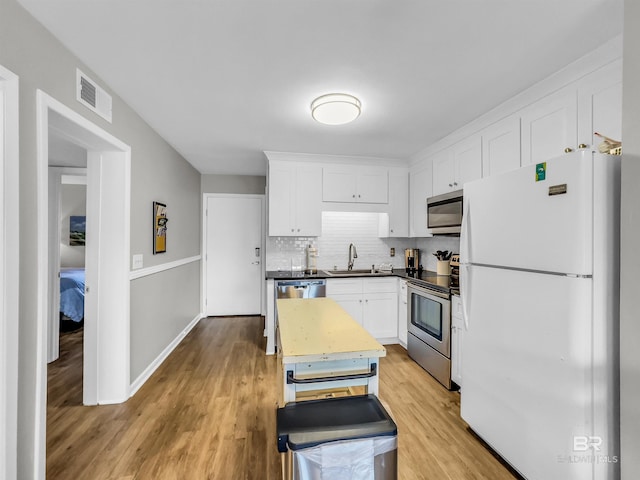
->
[[459, 151, 620, 480]]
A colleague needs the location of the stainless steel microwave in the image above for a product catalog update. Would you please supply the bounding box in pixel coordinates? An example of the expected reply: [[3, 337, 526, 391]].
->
[[427, 190, 463, 235]]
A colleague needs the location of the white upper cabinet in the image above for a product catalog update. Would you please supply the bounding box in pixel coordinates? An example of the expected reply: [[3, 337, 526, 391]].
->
[[577, 59, 622, 151], [432, 135, 482, 196], [520, 85, 578, 166], [380, 170, 409, 237], [268, 161, 322, 237], [454, 135, 483, 187], [409, 161, 432, 237], [431, 149, 454, 196], [323, 165, 389, 204], [481, 115, 521, 176]]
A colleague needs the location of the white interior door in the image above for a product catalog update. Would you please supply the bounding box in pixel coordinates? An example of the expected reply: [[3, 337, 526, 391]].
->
[[205, 194, 264, 316]]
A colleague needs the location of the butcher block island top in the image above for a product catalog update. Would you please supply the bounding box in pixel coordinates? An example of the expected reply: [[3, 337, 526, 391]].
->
[[276, 298, 387, 364]]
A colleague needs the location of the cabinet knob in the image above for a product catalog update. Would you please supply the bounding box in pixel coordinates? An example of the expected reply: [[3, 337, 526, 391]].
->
[[297, 228, 300, 232], [291, 228, 294, 232], [564, 147, 573, 153], [390, 229, 394, 233], [578, 144, 588, 149], [453, 182, 458, 186], [352, 194, 356, 198], [448, 183, 453, 187]]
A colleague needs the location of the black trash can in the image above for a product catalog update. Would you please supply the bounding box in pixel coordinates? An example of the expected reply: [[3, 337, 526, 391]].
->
[[277, 395, 398, 480]]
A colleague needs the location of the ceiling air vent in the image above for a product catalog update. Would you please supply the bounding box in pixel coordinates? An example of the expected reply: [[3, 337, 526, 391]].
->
[[76, 69, 112, 123]]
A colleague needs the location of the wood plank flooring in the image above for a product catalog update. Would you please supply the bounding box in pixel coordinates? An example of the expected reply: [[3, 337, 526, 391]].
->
[[47, 317, 521, 479]]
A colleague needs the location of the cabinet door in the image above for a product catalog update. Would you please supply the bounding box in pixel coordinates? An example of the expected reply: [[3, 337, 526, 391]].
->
[[577, 59, 622, 151], [268, 163, 295, 236], [357, 168, 389, 203], [294, 164, 322, 236], [451, 296, 464, 386], [331, 295, 364, 326], [322, 166, 357, 202], [364, 292, 398, 339], [482, 115, 521, 177], [521, 85, 578, 165], [431, 149, 455, 196], [387, 170, 409, 237], [398, 280, 408, 346], [453, 135, 482, 189], [409, 163, 432, 237]]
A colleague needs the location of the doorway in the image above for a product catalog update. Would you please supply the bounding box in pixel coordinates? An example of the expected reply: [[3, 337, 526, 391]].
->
[[203, 194, 264, 316], [47, 164, 88, 364], [34, 91, 131, 478]]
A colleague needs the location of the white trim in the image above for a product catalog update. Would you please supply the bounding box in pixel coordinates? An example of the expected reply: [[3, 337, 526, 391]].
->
[[129, 255, 201, 280], [35, 90, 131, 479], [47, 168, 62, 364], [129, 313, 203, 397], [264, 150, 408, 168], [0, 63, 19, 480]]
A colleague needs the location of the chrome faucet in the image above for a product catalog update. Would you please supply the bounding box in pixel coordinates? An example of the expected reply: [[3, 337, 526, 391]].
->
[[348, 243, 358, 270]]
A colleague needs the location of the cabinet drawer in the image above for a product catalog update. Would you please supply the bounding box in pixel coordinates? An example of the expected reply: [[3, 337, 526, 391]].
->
[[326, 278, 363, 295], [363, 277, 398, 294]]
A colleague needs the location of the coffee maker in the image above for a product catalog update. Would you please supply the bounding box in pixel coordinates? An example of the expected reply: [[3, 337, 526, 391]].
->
[[404, 248, 420, 275]]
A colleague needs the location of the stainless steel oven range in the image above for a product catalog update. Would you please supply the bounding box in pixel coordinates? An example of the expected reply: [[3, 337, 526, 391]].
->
[[407, 281, 453, 389]]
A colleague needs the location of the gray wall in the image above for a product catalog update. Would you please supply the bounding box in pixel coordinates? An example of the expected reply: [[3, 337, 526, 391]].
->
[[0, 0, 201, 475], [201, 174, 265, 194], [620, 1, 640, 476]]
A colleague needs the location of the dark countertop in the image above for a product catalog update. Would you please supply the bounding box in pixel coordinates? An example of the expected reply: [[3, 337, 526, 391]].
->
[[266, 269, 458, 295]]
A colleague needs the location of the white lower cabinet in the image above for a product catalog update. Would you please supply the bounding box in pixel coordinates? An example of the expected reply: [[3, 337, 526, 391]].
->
[[398, 280, 408, 347], [451, 295, 464, 388], [327, 277, 398, 342]]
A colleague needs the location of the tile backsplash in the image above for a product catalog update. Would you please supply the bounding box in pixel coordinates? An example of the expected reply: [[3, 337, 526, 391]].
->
[[416, 236, 461, 271], [266, 211, 417, 271], [265, 212, 462, 272]]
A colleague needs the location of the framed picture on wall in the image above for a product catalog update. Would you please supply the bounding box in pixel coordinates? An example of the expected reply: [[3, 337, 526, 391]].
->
[[69, 215, 86, 246], [153, 201, 168, 254]]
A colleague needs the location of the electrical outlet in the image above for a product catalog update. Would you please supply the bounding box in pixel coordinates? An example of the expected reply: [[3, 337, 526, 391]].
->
[[132, 254, 143, 269], [390, 248, 395, 257]]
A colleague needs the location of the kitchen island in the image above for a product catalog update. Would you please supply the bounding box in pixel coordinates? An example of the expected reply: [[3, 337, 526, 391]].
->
[[276, 297, 386, 405]]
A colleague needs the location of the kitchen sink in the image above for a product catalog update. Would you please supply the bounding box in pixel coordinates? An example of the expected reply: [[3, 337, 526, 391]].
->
[[324, 269, 393, 277]]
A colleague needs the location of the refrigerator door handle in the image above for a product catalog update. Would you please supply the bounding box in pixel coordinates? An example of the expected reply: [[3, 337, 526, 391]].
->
[[460, 199, 471, 261], [460, 199, 471, 331], [461, 263, 470, 331]]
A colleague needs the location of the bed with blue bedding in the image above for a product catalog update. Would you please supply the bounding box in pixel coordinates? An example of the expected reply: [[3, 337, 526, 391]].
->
[[60, 268, 85, 324]]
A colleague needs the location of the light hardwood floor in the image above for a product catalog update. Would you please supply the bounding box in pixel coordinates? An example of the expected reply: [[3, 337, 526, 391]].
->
[[47, 317, 520, 479]]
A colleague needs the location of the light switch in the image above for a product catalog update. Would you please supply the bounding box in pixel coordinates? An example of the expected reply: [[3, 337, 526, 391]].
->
[[132, 254, 143, 269]]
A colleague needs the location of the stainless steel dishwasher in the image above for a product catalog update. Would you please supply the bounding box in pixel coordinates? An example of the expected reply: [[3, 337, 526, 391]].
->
[[275, 279, 326, 299]]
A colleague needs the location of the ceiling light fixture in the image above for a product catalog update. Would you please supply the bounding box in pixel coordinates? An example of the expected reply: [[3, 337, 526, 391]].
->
[[311, 93, 361, 125]]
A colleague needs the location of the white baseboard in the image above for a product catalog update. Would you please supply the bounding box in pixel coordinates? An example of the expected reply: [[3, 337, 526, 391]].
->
[[129, 313, 203, 397]]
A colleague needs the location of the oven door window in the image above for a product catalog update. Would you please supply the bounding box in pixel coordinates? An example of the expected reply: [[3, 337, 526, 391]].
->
[[411, 292, 443, 340]]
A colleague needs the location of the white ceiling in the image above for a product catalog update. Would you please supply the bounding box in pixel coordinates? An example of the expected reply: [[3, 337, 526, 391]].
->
[[17, 0, 623, 175]]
